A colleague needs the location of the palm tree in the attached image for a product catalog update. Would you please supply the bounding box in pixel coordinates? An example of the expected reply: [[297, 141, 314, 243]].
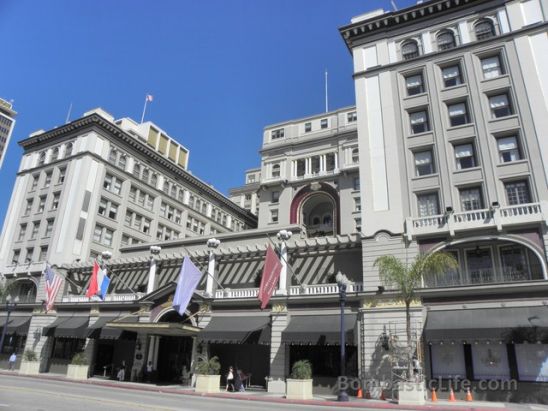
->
[[374, 251, 458, 380]]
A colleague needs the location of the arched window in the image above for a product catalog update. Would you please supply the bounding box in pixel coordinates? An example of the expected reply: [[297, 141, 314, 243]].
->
[[402, 40, 420, 60], [475, 19, 495, 40], [150, 173, 158, 187], [51, 147, 59, 162], [65, 142, 73, 157], [323, 214, 332, 226], [118, 154, 127, 170], [38, 151, 46, 166], [108, 149, 117, 163], [437, 30, 456, 50], [272, 163, 280, 178], [351, 148, 359, 164], [133, 163, 141, 178]]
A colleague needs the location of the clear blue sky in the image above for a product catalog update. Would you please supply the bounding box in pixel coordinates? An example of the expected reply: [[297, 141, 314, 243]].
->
[[0, 0, 415, 225]]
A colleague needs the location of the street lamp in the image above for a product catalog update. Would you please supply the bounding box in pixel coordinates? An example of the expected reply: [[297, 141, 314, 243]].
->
[[335, 271, 349, 402], [0, 295, 19, 354]]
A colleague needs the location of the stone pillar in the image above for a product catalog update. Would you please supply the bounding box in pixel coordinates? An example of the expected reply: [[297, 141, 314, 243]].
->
[[268, 304, 288, 393], [206, 239, 220, 297], [276, 230, 292, 295], [147, 246, 161, 294]]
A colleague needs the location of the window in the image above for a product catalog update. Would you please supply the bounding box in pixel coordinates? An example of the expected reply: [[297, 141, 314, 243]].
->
[[44, 172, 52, 188], [405, 73, 424, 96], [467, 248, 493, 283], [246, 174, 256, 184], [505, 181, 531, 205], [304, 122, 312, 132], [17, 224, 27, 241], [271, 128, 284, 140], [24, 199, 33, 215], [417, 192, 440, 217], [497, 136, 521, 163], [437, 30, 456, 50], [133, 163, 141, 178], [448, 102, 470, 126], [57, 167, 66, 184], [481, 55, 503, 79], [51, 147, 59, 162], [326, 153, 336, 171], [270, 209, 279, 223], [30, 221, 39, 240], [489, 93, 512, 118], [311, 156, 320, 174], [37, 196, 46, 213], [354, 197, 361, 212], [65, 142, 73, 157], [320, 119, 328, 129], [271, 163, 280, 178], [296, 159, 306, 177], [108, 149, 118, 163], [118, 155, 127, 170], [475, 19, 495, 40], [39, 246, 48, 261], [11, 249, 20, 265], [97, 198, 119, 220], [414, 150, 435, 176], [30, 175, 38, 191], [150, 173, 158, 187], [460, 187, 483, 211], [347, 112, 357, 123], [25, 248, 34, 264], [353, 177, 360, 191], [93, 225, 114, 246], [351, 148, 359, 164], [44, 219, 54, 237], [454, 143, 476, 170], [402, 40, 419, 60], [272, 191, 279, 203], [409, 110, 429, 134], [38, 152, 46, 166], [441, 65, 463, 87], [103, 174, 123, 195], [51, 192, 60, 210]]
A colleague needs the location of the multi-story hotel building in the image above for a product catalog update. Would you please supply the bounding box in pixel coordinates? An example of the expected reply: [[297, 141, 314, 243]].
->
[[0, 98, 16, 169]]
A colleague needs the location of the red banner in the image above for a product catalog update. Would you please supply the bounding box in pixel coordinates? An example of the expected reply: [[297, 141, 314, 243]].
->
[[258, 245, 282, 309]]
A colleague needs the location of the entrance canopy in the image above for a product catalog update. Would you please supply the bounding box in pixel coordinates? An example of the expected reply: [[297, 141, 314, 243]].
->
[[198, 315, 270, 344], [282, 314, 357, 345], [0, 315, 31, 335], [43, 316, 89, 338], [424, 306, 548, 342], [105, 321, 201, 337]]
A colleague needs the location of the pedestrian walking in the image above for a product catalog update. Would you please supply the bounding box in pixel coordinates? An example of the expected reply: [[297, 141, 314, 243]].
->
[[117, 360, 126, 381], [225, 366, 235, 391], [145, 361, 153, 382], [8, 353, 16, 370]]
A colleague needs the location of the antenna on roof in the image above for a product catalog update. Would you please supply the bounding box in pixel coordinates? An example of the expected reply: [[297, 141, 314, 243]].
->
[[65, 102, 73, 124], [391, 0, 398, 11], [324, 69, 329, 113]]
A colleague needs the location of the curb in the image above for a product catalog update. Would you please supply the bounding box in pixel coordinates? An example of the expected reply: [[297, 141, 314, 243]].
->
[[0, 371, 508, 411]]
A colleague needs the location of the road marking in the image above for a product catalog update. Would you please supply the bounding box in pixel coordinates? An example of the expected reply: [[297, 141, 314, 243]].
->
[[0, 386, 179, 411]]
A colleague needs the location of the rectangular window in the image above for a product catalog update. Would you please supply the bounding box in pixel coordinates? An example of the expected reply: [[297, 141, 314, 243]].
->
[[24, 199, 33, 215], [270, 209, 279, 223], [296, 159, 306, 177], [466, 248, 493, 283], [500, 245, 529, 281], [304, 122, 311, 132], [30, 175, 39, 191], [44, 172, 52, 188], [38, 196, 46, 213], [441, 65, 463, 87], [271, 128, 285, 140], [347, 112, 357, 123], [497, 136, 521, 163], [98, 198, 118, 220], [405, 73, 424, 96], [448, 102, 469, 127], [51, 192, 60, 210], [320, 119, 328, 129], [103, 174, 122, 195], [271, 163, 280, 178], [44, 219, 54, 237], [353, 177, 360, 191], [454, 143, 476, 170], [505, 180, 531, 205], [25, 248, 34, 263], [39, 246, 48, 261], [417, 192, 440, 217], [515, 344, 548, 382], [57, 167, 66, 184], [489, 93, 512, 118], [93, 225, 114, 246], [18, 224, 27, 241], [30, 221, 39, 240], [459, 187, 483, 211], [354, 197, 361, 212], [414, 150, 434, 176], [11, 249, 20, 265], [272, 191, 279, 203], [481, 55, 503, 79], [409, 110, 429, 134]]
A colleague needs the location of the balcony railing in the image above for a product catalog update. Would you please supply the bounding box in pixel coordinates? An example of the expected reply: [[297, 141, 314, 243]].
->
[[406, 202, 546, 239], [424, 267, 541, 288], [211, 282, 364, 299], [62, 293, 144, 303]]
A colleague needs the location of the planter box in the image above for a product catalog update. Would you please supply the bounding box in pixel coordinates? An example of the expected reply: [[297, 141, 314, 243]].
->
[[66, 364, 89, 380], [20, 361, 40, 375], [398, 381, 426, 405], [195, 374, 220, 393], [286, 378, 313, 400]]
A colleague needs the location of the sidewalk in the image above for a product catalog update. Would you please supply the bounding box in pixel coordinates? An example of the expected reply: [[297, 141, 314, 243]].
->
[[1, 370, 546, 411]]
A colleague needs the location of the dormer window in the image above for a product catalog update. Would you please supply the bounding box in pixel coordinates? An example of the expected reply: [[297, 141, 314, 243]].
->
[[437, 30, 456, 50], [271, 128, 285, 140], [474, 19, 496, 40], [402, 40, 420, 60]]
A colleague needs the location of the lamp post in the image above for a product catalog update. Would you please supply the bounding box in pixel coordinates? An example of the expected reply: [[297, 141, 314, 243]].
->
[[0, 295, 19, 354], [206, 238, 221, 297], [147, 246, 161, 294], [336, 271, 349, 402]]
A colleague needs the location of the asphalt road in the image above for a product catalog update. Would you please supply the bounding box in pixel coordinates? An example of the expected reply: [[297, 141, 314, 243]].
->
[[0, 375, 356, 411]]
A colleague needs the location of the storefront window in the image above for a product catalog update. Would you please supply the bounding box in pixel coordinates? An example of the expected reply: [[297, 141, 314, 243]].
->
[[515, 344, 548, 382], [471, 344, 510, 380], [51, 338, 85, 360], [430, 344, 466, 378]]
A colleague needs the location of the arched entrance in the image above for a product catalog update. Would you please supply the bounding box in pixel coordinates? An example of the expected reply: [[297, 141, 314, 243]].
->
[[290, 183, 339, 237], [7, 279, 37, 303], [153, 310, 194, 384]]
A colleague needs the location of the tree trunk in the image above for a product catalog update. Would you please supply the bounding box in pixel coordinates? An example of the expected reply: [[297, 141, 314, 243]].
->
[[405, 300, 413, 381]]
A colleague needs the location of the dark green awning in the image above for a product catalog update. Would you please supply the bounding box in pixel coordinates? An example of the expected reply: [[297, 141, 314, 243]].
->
[[43, 316, 89, 339], [0, 316, 31, 335], [198, 315, 271, 344], [281, 314, 357, 345]]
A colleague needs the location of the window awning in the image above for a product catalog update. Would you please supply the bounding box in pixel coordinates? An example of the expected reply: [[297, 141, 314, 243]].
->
[[105, 321, 201, 338], [198, 315, 271, 344], [0, 315, 31, 335], [43, 316, 89, 339], [424, 306, 548, 342], [281, 314, 357, 345], [87, 315, 140, 339]]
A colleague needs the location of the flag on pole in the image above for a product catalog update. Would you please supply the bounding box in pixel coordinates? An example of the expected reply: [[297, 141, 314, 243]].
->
[[146, 94, 153, 102], [86, 260, 111, 300], [98, 267, 111, 301], [44, 265, 63, 313], [172, 257, 203, 316], [85, 260, 100, 298], [258, 245, 282, 309]]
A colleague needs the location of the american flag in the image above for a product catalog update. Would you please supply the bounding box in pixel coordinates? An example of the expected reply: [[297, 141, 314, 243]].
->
[[44, 265, 63, 312]]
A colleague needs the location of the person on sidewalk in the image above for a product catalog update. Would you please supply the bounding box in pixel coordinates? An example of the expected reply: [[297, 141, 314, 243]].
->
[[117, 361, 126, 382], [8, 353, 16, 370], [225, 366, 235, 392], [145, 361, 153, 383], [234, 368, 245, 392]]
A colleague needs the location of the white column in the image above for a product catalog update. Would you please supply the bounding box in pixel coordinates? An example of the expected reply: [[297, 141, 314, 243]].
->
[[305, 158, 311, 176], [206, 238, 221, 296], [147, 246, 161, 294], [334, 152, 339, 171], [276, 230, 292, 295]]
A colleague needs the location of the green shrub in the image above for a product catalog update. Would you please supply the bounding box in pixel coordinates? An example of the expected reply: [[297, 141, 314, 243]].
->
[[23, 350, 38, 362], [291, 359, 312, 379], [70, 352, 89, 366], [195, 355, 221, 375]]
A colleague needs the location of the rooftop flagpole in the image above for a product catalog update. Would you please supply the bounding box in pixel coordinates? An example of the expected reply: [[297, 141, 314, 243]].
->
[[325, 70, 329, 113], [140, 94, 153, 123]]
